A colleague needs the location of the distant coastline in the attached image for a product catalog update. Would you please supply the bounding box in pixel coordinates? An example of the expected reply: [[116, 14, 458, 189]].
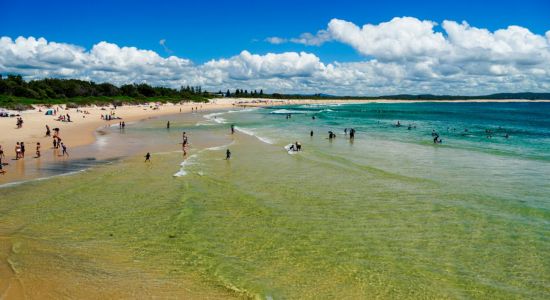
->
[[1, 75, 549, 110]]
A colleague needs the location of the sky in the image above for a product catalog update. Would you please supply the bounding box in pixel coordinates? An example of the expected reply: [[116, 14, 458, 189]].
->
[[1, 0, 550, 95]]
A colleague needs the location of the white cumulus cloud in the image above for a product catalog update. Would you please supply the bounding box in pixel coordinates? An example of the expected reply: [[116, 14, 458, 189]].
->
[[1, 16, 550, 96]]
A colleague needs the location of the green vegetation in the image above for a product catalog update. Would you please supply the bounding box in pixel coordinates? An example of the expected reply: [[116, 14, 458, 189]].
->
[[1, 74, 549, 110], [0, 75, 212, 110]]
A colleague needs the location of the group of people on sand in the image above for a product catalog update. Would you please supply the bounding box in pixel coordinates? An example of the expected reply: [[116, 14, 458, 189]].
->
[[16, 116, 24, 128], [101, 111, 120, 121], [56, 114, 71, 122]]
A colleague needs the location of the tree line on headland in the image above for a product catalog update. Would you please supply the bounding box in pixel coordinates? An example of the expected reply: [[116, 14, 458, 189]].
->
[[1, 74, 549, 110]]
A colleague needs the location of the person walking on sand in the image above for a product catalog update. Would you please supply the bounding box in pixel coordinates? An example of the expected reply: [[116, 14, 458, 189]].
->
[[36, 142, 41, 158], [61, 143, 69, 157], [144, 152, 151, 162], [20, 142, 25, 158], [226, 149, 231, 160], [0, 159, 5, 175], [45, 125, 51, 137], [0, 145, 4, 160]]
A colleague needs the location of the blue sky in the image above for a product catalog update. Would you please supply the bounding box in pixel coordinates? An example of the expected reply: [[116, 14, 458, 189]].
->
[[1, 0, 550, 95], [3, 0, 549, 63]]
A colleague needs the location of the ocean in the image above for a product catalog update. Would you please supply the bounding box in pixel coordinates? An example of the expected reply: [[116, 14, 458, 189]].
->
[[1, 102, 549, 298]]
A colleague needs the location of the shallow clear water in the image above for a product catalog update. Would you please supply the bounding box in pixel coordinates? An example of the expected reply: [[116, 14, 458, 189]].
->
[[1, 102, 549, 299]]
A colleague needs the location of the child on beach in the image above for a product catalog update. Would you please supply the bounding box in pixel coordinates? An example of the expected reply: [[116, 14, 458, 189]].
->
[[226, 149, 231, 160]]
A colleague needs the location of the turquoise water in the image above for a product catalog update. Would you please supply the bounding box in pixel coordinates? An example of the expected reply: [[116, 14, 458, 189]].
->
[[1, 102, 549, 299]]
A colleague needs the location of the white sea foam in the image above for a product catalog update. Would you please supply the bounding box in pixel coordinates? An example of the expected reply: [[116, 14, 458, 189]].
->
[[206, 140, 235, 151], [173, 154, 198, 177], [203, 112, 227, 124], [234, 126, 274, 144], [0, 169, 87, 189], [284, 144, 299, 155], [270, 109, 314, 114], [202, 108, 258, 125]]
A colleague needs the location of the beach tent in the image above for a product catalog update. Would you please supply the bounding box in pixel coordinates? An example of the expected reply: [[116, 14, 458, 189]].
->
[[45, 109, 54, 115]]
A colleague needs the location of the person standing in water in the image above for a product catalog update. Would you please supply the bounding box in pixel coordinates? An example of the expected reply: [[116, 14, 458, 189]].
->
[[350, 128, 355, 139], [144, 152, 151, 162], [310, 130, 314, 137], [167, 121, 170, 129], [36, 142, 41, 158], [182, 132, 188, 147], [231, 124, 235, 134], [0, 158, 5, 175], [226, 149, 231, 160], [61, 143, 69, 157]]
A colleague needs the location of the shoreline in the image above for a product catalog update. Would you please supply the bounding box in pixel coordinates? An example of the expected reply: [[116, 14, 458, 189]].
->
[[1, 97, 548, 183]]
